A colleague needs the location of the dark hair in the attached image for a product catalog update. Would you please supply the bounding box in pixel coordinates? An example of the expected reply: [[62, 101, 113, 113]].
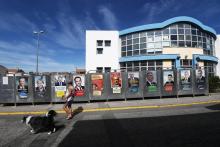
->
[[68, 81, 73, 85], [74, 76, 81, 81], [168, 74, 172, 77]]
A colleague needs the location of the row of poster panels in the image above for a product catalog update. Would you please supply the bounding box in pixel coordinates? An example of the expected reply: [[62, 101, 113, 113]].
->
[[0, 69, 208, 103]]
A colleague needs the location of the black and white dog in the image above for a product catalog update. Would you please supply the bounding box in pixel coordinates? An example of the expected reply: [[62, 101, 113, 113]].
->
[[22, 110, 57, 135]]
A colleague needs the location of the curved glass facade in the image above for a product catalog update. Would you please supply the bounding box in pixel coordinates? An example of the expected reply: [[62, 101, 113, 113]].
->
[[121, 23, 215, 57]]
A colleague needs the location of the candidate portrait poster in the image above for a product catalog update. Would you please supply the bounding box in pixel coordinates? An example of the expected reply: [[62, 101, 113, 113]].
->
[[146, 71, 157, 92], [53, 74, 66, 98], [128, 72, 139, 93], [110, 72, 122, 94], [180, 70, 191, 91], [16, 77, 28, 99], [196, 69, 206, 90], [91, 74, 103, 96], [73, 75, 85, 96], [35, 76, 46, 98], [163, 71, 174, 92]]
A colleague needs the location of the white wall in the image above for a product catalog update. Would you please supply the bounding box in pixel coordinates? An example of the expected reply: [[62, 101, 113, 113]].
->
[[86, 30, 119, 72], [215, 35, 220, 77]]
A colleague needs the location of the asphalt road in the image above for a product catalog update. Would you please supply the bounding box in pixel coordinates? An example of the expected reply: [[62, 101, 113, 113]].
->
[[1, 103, 220, 147]]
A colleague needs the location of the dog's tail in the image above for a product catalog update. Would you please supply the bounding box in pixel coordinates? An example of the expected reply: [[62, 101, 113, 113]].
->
[[46, 110, 57, 117]]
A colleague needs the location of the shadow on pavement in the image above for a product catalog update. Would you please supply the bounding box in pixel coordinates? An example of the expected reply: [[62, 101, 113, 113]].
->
[[206, 104, 220, 110], [72, 106, 83, 118]]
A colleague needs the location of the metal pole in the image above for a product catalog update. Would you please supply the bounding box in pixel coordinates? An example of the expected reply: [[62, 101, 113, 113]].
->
[[36, 33, 39, 75]]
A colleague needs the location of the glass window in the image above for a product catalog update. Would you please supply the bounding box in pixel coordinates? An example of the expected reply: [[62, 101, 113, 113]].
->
[[148, 61, 155, 66], [140, 43, 146, 49], [105, 40, 111, 47], [198, 36, 202, 42], [147, 43, 154, 48], [97, 48, 103, 54], [163, 28, 169, 35], [141, 61, 147, 66], [127, 51, 132, 56], [127, 34, 132, 39], [185, 35, 191, 40], [184, 24, 190, 28], [122, 52, 126, 57], [179, 41, 185, 47], [97, 40, 103, 46], [155, 42, 162, 48], [121, 36, 126, 41], [178, 29, 184, 34], [178, 24, 184, 28], [178, 35, 184, 40], [170, 24, 177, 29], [148, 67, 155, 70], [127, 45, 132, 51], [203, 37, 206, 43], [171, 35, 177, 40], [133, 33, 139, 38], [192, 36, 197, 41], [140, 49, 146, 54], [140, 37, 146, 43], [185, 29, 191, 34], [155, 31, 162, 35], [147, 31, 154, 36], [122, 46, 126, 51], [147, 36, 154, 42], [185, 41, 191, 47], [197, 30, 202, 36], [127, 62, 132, 67], [140, 32, 146, 37], [133, 38, 139, 44], [203, 43, 207, 49], [170, 29, 177, 34], [133, 44, 139, 50], [192, 42, 197, 47], [162, 41, 170, 47], [155, 35, 162, 42], [127, 39, 132, 45], [156, 60, 162, 66], [122, 41, 126, 46], [133, 50, 139, 55], [163, 35, 170, 40], [171, 41, 178, 47], [134, 61, 139, 66], [120, 62, 126, 67], [191, 29, 197, 35], [198, 42, 203, 48]]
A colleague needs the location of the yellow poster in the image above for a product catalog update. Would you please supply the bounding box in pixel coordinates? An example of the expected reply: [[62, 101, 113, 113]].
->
[[56, 91, 65, 97]]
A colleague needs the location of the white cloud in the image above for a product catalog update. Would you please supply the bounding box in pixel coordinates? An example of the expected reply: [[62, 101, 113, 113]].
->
[[98, 6, 118, 29]]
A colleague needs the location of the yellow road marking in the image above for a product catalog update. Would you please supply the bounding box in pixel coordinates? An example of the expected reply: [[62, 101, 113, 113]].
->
[[0, 100, 220, 115]]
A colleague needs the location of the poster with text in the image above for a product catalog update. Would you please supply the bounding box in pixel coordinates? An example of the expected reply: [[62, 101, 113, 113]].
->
[[54, 74, 66, 98], [146, 71, 157, 92], [163, 71, 174, 92], [16, 77, 28, 99], [128, 72, 139, 93], [110, 72, 122, 93], [73, 75, 85, 96], [91, 74, 103, 96]]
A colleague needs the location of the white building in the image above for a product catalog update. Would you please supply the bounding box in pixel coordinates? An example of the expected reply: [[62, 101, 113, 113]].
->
[[86, 30, 120, 72], [215, 35, 220, 77], [86, 16, 219, 76]]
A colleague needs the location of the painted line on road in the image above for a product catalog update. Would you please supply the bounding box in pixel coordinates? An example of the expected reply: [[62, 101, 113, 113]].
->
[[0, 100, 220, 115]]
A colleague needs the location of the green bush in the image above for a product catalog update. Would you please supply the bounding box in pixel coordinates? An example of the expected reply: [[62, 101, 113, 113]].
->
[[209, 76, 220, 92]]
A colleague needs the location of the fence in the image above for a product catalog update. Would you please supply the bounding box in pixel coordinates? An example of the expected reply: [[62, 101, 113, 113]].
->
[[0, 69, 209, 104]]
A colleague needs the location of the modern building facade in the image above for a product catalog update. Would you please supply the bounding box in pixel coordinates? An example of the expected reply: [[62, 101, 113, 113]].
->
[[215, 35, 220, 77], [86, 16, 219, 76]]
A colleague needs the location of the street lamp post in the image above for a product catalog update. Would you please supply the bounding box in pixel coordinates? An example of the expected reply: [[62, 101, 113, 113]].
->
[[33, 30, 44, 75]]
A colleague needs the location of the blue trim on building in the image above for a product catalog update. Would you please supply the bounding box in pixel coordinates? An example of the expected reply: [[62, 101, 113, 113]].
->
[[193, 54, 219, 67], [119, 54, 180, 62], [119, 16, 216, 37]]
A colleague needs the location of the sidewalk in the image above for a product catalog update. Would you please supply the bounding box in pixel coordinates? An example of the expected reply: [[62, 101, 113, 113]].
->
[[0, 93, 220, 115]]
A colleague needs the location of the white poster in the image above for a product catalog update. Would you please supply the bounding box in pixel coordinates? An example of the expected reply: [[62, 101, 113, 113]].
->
[[3, 77, 8, 85]]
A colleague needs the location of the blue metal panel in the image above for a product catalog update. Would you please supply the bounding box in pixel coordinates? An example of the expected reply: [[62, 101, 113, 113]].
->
[[193, 54, 219, 67], [119, 16, 216, 37], [119, 54, 180, 62]]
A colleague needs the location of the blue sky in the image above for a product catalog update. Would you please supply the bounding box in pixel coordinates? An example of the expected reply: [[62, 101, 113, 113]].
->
[[0, 0, 220, 72]]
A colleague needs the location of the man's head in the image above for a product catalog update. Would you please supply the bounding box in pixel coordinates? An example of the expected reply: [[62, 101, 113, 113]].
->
[[74, 76, 82, 87], [146, 72, 154, 82], [129, 73, 134, 79], [197, 69, 203, 77], [19, 78, 25, 86], [168, 74, 173, 82]]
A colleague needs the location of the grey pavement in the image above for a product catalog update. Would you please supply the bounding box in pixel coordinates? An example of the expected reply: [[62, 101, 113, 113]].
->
[[0, 93, 220, 113]]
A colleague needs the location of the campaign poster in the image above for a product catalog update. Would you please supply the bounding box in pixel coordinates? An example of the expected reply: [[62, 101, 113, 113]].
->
[[54, 74, 66, 98], [146, 71, 157, 92], [73, 75, 85, 96], [180, 70, 191, 91], [16, 77, 28, 99], [128, 72, 139, 93], [163, 71, 174, 92], [91, 74, 103, 96], [196, 69, 206, 90], [110, 72, 122, 93], [35, 76, 46, 98]]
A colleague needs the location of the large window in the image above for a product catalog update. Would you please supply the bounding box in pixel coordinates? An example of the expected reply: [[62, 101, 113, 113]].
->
[[120, 23, 215, 57]]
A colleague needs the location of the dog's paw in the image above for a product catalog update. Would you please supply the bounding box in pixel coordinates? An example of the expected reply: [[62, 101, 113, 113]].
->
[[30, 130, 36, 134], [53, 128, 56, 133], [48, 131, 52, 135]]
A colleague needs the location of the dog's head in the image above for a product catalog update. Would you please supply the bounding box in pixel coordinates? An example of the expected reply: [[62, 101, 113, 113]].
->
[[46, 110, 57, 117]]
